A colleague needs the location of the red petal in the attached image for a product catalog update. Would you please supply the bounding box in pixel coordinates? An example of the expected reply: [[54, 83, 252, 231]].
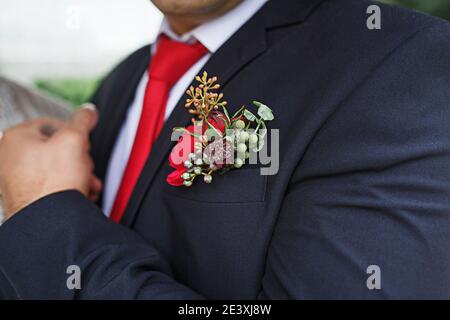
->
[[169, 125, 199, 170], [206, 111, 228, 134], [166, 170, 185, 186]]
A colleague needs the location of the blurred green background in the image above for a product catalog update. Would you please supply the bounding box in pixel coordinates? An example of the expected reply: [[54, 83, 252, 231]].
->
[[35, 77, 102, 107], [35, 0, 450, 107], [381, 0, 450, 20]]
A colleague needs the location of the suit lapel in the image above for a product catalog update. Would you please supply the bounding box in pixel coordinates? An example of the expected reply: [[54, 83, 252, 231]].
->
[[121, 0, 325, 226]]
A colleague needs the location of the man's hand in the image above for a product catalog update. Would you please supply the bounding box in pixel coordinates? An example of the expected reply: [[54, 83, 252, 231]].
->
[[0, 105, 102, 221]]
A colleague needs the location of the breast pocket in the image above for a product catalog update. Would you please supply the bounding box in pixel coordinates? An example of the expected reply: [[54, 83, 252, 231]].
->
[[165, 168, 267, 203]]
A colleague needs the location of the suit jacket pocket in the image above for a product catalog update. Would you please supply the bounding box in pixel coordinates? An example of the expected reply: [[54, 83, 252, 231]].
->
[[166, 168, 267, 203]]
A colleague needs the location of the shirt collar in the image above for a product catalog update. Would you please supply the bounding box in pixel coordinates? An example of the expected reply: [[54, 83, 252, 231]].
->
[[156, 0, 269, 53]]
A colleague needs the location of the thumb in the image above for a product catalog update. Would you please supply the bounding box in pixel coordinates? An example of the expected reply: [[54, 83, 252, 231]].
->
[[69, 103, 99, 136]]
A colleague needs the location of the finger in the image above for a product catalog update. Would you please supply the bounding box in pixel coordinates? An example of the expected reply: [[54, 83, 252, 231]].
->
[[0, 118, 61, 150], [89, 176, 103, 202], [91, 176, 103, 193], [69, 103, 98, 137], [37, 119, 67, 139], [0, 118, 64, 142], [40, 124, 58, 137], [25, 118, 67, 139]]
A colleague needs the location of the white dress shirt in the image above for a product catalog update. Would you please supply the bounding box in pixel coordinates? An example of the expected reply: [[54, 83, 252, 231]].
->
[[102, 0, 269, 215]]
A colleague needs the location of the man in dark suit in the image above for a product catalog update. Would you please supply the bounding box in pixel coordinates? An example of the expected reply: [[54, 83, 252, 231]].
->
[[0, 0, 450, 299]]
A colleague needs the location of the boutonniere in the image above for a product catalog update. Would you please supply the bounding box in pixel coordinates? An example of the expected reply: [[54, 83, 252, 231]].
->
[[166, 71, 274, 187]]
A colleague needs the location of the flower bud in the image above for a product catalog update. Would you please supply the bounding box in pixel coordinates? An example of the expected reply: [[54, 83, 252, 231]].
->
[[237, 143, 247, 153], [234, 158, 244, 168], [181, 172, 191, 180], [183, 180, 193, 187], [235, 120, 245, 129], [240, 131, 249, 142], [249, 134, 258, 145], [204, 175, 213, 184]]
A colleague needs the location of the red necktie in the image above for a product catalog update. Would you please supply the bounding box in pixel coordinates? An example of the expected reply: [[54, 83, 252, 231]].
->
[[110, 35, 208, 223]]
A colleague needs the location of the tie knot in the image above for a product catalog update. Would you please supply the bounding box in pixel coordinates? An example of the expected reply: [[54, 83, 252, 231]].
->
[[149, 34, 209, 86]]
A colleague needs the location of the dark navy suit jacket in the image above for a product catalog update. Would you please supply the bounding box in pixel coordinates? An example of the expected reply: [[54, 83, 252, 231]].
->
[[1, 0, 450, 299]]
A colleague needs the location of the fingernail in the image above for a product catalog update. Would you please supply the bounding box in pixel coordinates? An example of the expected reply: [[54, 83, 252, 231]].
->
[[81, 103, 97, 112], [0, 131, 3, 142]]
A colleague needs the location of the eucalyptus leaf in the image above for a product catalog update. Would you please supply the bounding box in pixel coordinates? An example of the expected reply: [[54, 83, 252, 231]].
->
[[257, 120, 268, 138], [205, 128, 221, 141], [222, 106, 231, 122], [253, 101, 274, 121], [252, 100, 264, 108], [173, 127, 201, 138], [205, 118, 223, 137], [243, 109, 257, 122], [231, 105, 245, 119], [258, 106, 274, 121]]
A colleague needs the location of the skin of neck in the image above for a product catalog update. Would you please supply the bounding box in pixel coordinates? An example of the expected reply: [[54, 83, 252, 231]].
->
[[166, 0, 242, 35]]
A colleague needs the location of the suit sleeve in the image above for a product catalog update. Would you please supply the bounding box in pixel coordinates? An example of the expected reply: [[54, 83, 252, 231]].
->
[[0, 24, 450, 300], [0, 191, 204, 299], [258, 24, 450, 299]]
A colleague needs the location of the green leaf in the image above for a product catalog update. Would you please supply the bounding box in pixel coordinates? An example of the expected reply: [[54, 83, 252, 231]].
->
[[205, 128, 221, 141], [222, 105, 231, 123], [231, 105, 246, 119], [253, 101, 274, 121], [252, 100, 264, 108], [257, 120, 268, 138], [173, 127, 201, 138], [220, 117, 229, 129], [243, 109, 257, 122], [205, 119, 223, 137]]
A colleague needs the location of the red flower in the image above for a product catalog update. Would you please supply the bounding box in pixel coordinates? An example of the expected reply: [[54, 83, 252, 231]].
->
[[166, 125, 197, 186], [207, 111, 228, 134], [166, 170, 185, 186], [166, 112, 229, 186]]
